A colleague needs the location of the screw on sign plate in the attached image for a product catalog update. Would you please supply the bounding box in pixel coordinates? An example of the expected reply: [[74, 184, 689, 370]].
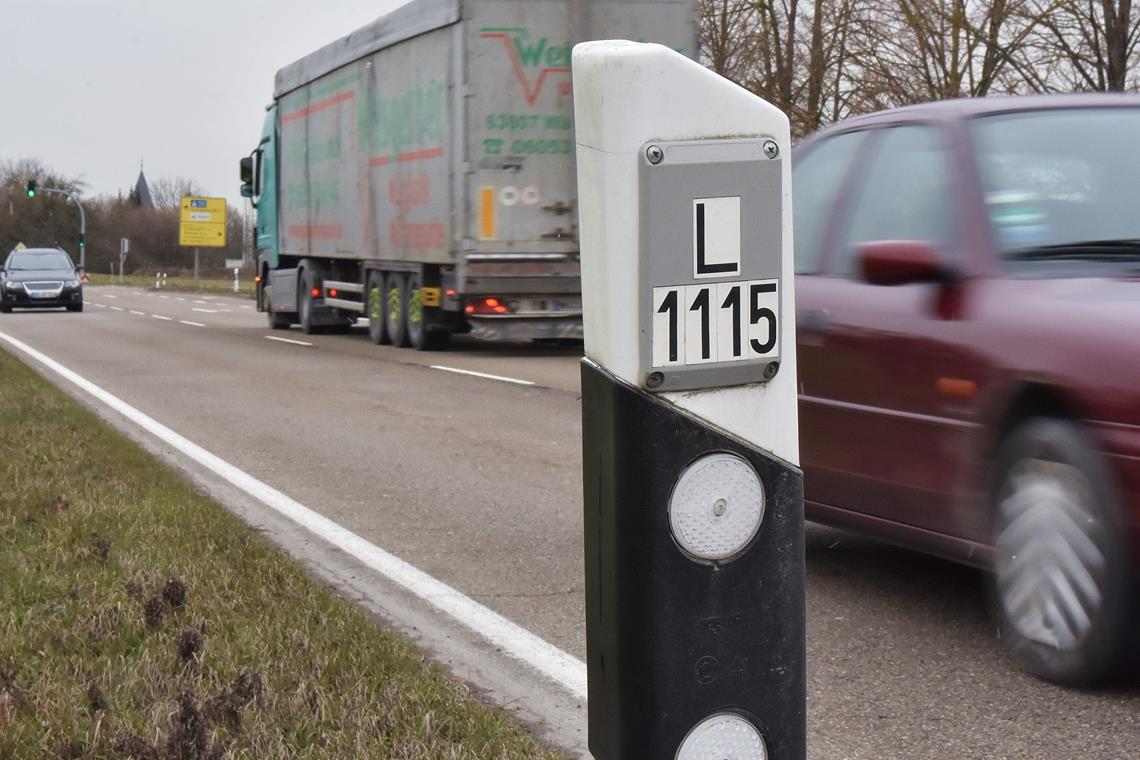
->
[[646, 145, 664, 164]]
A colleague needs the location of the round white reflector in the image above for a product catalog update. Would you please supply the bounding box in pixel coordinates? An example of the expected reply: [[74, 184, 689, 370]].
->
[[676, 712, 767, 760], [669, 453, 764, 561]]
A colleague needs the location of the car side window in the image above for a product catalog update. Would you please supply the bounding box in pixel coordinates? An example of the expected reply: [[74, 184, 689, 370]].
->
[[831, 124, 955, 276], [792, 130, 869, 274]]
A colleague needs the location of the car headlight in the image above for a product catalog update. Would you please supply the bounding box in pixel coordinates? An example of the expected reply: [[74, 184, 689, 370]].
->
[[64, 279, 80, 288], [3, 281, 22, 291]]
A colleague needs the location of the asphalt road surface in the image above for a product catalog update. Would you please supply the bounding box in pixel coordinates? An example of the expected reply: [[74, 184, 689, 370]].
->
[[2, 285, 1136, 759]]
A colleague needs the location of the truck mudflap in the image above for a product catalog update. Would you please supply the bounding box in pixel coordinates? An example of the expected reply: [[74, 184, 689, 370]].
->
[[466, 315, 583, 342]]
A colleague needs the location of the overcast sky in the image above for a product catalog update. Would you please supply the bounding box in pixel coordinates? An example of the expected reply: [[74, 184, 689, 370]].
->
[[2, 0, 406, 208]]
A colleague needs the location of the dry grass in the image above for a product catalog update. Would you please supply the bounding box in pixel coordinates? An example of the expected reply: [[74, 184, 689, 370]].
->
[[0, 348, 567, 760], [86, 274, 255, 299]]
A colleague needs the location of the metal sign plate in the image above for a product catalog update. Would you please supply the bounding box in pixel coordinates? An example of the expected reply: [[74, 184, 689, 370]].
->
[[639, 139, 783, 391], [179, 196, 227, 248]]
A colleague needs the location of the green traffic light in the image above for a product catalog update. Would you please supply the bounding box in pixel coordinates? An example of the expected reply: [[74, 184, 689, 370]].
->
[[25, 180, 36, 198]]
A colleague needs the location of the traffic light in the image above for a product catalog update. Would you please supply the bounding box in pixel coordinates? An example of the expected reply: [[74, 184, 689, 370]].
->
[[78, 233, 85, 250], [26, 180, 36, 199]]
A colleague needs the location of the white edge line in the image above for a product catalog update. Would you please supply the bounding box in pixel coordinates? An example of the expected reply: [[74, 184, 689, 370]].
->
[[264, 335, 312, 347], [0, 329, 587, 699], [429, 365, 535, 386], [178, 320, 206, 328], [151, 314, 173, 321]]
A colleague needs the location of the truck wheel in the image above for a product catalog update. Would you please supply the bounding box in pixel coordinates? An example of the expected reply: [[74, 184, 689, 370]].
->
[[299, 273, 319, 335], [366, 273, 390, 345], [265, 285, 291, 329], [405, 272, 448, 351], [385, 273, 408, 347], [987, 417, 1138, 685]]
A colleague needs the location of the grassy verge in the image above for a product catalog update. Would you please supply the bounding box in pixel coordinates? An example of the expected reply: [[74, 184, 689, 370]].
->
[[0, 348, 567, 760], [87, 274, 255, 299]]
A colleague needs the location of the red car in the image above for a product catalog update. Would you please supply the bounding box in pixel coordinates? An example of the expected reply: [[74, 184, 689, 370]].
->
[[793, 95, 1140, 686]]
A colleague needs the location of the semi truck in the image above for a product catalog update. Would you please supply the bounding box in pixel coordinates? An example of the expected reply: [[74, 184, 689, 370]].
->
[[240, 0, 695, 349]]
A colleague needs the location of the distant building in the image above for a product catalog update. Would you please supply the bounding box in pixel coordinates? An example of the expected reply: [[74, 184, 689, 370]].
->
[[129, 163, 154, 208]]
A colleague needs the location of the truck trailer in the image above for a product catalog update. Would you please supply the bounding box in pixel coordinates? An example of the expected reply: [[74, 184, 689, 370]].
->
[[240, 0, 695, 349]]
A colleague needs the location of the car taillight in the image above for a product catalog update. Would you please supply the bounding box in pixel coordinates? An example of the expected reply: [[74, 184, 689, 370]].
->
[[311, 287, 320, 298]]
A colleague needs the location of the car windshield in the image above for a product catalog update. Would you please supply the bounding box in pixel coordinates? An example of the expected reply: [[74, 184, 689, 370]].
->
[[7, 252, 73, 271], [971, 107, 1140, 264]]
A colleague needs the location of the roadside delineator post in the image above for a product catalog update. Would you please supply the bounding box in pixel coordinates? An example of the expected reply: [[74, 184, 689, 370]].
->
[[574, 42, 805, 760]]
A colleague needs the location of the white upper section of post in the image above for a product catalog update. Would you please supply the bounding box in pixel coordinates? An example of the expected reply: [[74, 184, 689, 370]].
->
[[573, 41, 799, 465]]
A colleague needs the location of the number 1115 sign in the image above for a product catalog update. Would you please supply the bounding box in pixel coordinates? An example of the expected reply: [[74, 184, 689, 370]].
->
[[652, 280, 779, 368]]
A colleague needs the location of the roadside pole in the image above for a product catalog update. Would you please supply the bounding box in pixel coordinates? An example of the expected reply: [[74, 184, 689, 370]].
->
[[194, 248, 200, 287], [574, 42, 804, 760]]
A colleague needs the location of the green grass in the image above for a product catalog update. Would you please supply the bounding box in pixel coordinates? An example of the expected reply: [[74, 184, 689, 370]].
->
[[87, 273, 256, 299], [0, 348, 568, 760]]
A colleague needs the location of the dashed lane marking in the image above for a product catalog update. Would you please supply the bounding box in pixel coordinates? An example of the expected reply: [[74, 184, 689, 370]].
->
[[429, 365, 535, 386], [264, 336, 312, 347]]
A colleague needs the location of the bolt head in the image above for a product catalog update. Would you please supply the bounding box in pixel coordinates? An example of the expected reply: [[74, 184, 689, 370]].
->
[[646, 371, 665, 389], [763, 140, 779, 159], [763, 361, 780, 380], [646, 145, 664, 165]]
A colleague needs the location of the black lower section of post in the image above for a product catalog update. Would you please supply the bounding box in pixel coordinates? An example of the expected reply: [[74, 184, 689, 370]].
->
[[582, 360, 806, 760]]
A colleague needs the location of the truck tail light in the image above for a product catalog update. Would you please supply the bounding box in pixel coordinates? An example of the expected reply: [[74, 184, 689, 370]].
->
[[466, 296, 510, 315], [311, 287, 320, 298], [328, 288, 338, 298]]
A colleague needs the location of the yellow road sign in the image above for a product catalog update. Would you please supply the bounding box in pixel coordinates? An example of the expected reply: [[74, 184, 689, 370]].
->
[[179, 196, 227, 248]]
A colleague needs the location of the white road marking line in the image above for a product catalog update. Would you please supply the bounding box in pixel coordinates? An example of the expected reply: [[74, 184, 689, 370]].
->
[[192, 308, 220, 313], [110, 306, 124, 312], [179, 320, 206, 328], [104, 294, 117, 299], [159, 295, 170, 299], [151, 314, 173, 321], [192, 300, 208, 305], [93, 303, 107, 308], [0, 329, 587, 700], [129, 310, 145, 316], [240, 305, 253, 310], [176, 297, 187, 302], [429, 365, 535, 386], [264, 335, 312, 347]]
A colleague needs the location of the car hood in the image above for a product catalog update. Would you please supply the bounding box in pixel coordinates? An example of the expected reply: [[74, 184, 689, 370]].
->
[[4, 269, 76, 282]]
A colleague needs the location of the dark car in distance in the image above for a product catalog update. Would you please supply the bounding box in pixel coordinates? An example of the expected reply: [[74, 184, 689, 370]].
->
[[1, 247, 84, 312], [793, 95, 1140, 686]]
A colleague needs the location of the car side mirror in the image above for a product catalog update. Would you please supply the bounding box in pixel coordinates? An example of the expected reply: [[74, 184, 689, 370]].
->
[[239, 156, 254, 185], [240, 183, 253, 198], [856, 240, 954, 286]]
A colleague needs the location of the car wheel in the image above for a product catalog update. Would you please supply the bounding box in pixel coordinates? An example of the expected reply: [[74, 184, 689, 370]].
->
[[67, 302, 83, 312], [988, 417, 1138, 685], [298, 273, 319, 335], [0, 304, 10, 314], [404, 272, 448, 351], [385, 273, 408, 347], [366, 272, 390, 345]]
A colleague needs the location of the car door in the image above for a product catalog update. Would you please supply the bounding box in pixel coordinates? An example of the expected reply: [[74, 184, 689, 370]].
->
[[797, 122, 979, 537]]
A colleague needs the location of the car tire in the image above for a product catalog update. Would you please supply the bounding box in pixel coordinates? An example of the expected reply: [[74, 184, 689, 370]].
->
[[987, 417, 1138, 686], [366, 272, 390, 345], [298, 272, 320, 335], [404, 272, 448, 351], [67, 302, 83, 312], [385, 273, 408, 347], [1, 304, 12, 314]]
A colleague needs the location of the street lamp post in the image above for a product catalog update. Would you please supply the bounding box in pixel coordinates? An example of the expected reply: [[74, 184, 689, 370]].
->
[[35, 187, 87, 270]]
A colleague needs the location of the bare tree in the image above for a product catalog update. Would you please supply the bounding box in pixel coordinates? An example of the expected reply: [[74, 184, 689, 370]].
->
[[148, 176, 206, 210], [1026, 0, 1140, 91], [849, 0, 1039, 109]]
